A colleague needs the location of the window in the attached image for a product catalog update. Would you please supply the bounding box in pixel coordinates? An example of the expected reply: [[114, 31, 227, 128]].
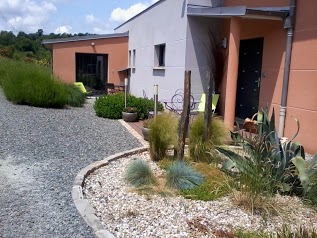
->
[[128, 50, 131, 67], [132, 49, 136, 67], [154, 44, 166, 67]]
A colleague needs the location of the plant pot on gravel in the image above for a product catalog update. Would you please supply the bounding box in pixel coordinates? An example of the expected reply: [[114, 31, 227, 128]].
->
[[142, 119, 153, 141], [122, 107, 138, 122]]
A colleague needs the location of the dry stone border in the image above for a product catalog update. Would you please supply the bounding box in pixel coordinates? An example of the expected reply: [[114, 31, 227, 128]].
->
[[72, 147, 148, 238]]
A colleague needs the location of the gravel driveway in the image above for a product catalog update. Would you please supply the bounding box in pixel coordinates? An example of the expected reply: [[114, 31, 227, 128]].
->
[[0, 90, 141, 238]]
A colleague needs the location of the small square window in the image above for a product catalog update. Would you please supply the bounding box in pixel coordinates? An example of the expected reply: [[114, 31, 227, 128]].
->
[[154, 44, 166, 67]]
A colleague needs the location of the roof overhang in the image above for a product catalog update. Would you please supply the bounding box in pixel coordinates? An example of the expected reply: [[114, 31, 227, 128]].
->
[[42, 32, 129, 46], [187, 5, 290, 21]]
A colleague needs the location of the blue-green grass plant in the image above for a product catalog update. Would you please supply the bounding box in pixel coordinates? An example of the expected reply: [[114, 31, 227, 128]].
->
[[166, 161, 203, 190], [124, 159, 156, 187]]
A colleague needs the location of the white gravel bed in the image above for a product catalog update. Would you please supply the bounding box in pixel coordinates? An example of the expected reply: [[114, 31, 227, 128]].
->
[[84, 151, 317, 238]]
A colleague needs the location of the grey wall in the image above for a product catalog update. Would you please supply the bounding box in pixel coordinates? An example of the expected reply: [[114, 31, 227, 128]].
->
[[185, 16, 223, 99]]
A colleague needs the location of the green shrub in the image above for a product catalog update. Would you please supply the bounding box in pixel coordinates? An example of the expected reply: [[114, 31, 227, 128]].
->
[[189, 114, 229, 162], [125, 159, 156, 187], [166, 161, 203, 190], [94, 93, 125, 119], [148, 113, 178, 161], [0, 57, 85, 108], [64, 84, 86, 107], [94, 93, 163, 120]]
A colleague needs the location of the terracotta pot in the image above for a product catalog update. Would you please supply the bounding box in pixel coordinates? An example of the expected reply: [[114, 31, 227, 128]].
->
[[142, 127, 150, 141], [122, 112, 138, 122]]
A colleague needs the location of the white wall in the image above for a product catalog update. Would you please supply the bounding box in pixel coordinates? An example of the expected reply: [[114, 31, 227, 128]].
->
[[115, 0, 223, 101], [115, 0, 188, 100]]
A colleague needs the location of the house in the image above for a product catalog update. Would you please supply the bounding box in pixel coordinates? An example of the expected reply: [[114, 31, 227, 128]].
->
[[114, 0, 317, 154], [42, 33, 129, 93]]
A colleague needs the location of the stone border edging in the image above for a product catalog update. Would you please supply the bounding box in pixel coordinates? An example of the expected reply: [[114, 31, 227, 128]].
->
[[72, 147, 148, 238], [118, 119, 149, 147]]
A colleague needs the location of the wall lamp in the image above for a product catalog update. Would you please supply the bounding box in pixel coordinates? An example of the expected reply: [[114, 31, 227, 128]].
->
[[91, 42, 95, 46]]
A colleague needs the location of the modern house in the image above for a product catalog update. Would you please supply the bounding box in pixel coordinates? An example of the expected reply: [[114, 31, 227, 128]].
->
[[43, 33, 129, 93], [114, 0, 317, 154]]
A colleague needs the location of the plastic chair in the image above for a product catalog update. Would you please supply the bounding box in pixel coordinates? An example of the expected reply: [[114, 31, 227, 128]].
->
[[191, 93, 220, 115], [74, 82, 87, 94]]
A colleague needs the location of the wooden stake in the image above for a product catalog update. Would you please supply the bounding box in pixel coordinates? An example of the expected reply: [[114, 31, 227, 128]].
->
[[177, 70, 191, 160]]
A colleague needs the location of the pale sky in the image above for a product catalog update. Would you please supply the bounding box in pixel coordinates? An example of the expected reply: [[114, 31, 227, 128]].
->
[[0, 0, 159, 35]]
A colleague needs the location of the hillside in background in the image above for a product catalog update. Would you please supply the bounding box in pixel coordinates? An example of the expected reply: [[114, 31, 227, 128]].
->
[[0, 29, 93, 67]]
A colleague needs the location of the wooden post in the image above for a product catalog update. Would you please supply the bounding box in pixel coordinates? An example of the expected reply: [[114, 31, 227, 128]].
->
[[177, 70, 191, 160]]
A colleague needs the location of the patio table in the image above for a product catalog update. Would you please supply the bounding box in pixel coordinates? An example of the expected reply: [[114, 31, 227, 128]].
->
[[161, 98, 200, 115]]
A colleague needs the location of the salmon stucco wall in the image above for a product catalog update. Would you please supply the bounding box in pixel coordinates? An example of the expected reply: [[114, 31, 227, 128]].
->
[[222, 0, 317, 153], [284, 0, 317, 154], [52, 37, 128, 85]]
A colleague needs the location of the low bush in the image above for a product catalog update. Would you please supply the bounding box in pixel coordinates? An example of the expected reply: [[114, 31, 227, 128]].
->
[[124, 159, 156, 187], [189, 114, 229, 162], [166, 161, 203, 190], [94, 93, 163, 120], [0, 57, 85, 108], [148, 113, 178, 161]]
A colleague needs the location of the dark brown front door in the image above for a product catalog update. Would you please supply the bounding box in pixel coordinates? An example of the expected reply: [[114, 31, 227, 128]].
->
[[235, 38, 264, 119]]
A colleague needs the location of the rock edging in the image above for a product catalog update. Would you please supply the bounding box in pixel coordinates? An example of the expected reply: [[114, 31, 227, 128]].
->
[[72, 147, 148, 238]]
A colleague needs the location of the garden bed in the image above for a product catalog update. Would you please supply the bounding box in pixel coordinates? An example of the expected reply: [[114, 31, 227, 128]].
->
[[83, 151, 317, 238]]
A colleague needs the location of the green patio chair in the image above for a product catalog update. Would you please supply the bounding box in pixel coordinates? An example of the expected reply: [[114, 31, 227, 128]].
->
[[74, 82, 87, 94], [192, 93, 219, 114]]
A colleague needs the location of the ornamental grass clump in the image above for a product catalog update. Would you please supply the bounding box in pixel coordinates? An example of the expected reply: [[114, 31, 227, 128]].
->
[[189, 114, 229, 162], [274, 225, 317, 238], [148, 113, 178, 161], [64, 84, 86, 107], [166, 161, 203, 190], [0, 57, 85, 108], [125, 159, 156, 187]]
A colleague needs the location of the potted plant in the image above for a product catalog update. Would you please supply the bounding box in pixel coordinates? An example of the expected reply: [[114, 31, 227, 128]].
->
[[122, 107, 138, 122], [142, 119, 153, 141]]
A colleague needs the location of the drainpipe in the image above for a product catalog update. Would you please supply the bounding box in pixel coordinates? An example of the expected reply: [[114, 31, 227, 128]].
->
[[278, 0, 296, 138]]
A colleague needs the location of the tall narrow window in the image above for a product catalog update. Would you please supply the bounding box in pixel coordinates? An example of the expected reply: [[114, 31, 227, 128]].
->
[[154, 44, 166, 67], [133, 49, 136, 67], [128, 50, 131, 67]]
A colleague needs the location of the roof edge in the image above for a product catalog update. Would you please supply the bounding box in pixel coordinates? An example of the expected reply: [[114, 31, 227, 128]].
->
[[114, 0, 165, 30], [42, 32, 129, 45]]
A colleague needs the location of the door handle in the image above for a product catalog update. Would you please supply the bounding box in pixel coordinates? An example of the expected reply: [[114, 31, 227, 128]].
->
[[255, 78, 261, 88]]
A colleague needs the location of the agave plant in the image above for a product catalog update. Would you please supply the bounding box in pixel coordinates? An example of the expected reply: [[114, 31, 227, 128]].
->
[[218, 106, 308, 195], [292, 154, 317, 193]]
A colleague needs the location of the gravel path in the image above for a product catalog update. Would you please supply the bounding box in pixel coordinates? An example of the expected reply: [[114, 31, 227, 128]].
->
[[0, 90, 141, 238]]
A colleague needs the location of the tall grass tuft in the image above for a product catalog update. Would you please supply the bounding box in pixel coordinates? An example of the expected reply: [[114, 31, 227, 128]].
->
[[274, 225, 317, 238], [148, 113, 178, 161], [166, 161, 203, 190], [0, 57, 85, 108], [189, 114, 229, 162], [124, 159, 156, 187]]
